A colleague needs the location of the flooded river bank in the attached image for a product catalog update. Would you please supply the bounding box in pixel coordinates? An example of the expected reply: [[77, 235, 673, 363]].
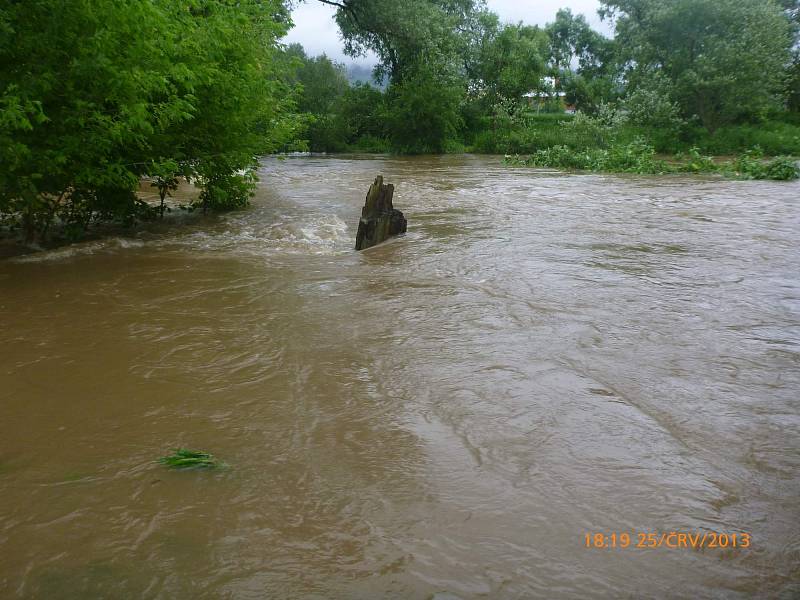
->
[[1, 155, 798, 598]]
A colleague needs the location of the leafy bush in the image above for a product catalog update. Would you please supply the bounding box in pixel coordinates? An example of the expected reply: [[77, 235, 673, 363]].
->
[[386, 62, 463, 154], [1, 0, 294, 244], [688, 121, 800, 156], [471, 113, 598, 154], [506, 142, 799, 180], [506, 139, 667, 174], [196, 170, 257, 213], [470, 130, 498, 153], [519, 145, 592, 169], [731, 148, 767, 179], [481, 97, 800, 158], [597, 138, 667, 173], [306, 114, 351, 153], [674, 147, 718, 173], [731, 149, 800, 180], [347, 135, 391, 153], [621, 87, 685, 132], [763, 157, 800, 181]]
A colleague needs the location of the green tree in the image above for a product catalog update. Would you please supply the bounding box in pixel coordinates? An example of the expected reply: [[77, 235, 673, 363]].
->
[[546, 9, 608, 78], [779, 1, 800, 111], [324, 0, 485, 82], [788, 52, 800, 112], [284, 44, 389, 152], [286, 44, 350, 114], [305, 0, 486, 153], [385, 61, 463, 154], [545, 9, 616, 110], [0, 0, 296, 242], [602, 0, 792, 131], [476, 24, 549, 103], [338, 83, 389, 141]]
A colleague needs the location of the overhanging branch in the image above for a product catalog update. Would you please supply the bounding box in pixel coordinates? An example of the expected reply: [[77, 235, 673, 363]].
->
[[314, 0, 362, 29], [315, 0, 347, 8]]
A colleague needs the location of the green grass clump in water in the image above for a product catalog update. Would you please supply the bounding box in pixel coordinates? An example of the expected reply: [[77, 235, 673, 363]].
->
[[503, 141, 800, 180], [158, 448, 224, 470]]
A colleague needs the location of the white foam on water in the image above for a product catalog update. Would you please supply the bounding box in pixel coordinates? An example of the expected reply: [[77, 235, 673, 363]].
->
[[10, 212, 352, 263], [11, 237, 145, 263], [247, 214, 350, 255], [153, 213, 352, 257]]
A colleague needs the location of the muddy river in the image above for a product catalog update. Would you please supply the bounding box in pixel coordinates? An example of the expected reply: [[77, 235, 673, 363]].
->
[[1, 155, 798, 598]]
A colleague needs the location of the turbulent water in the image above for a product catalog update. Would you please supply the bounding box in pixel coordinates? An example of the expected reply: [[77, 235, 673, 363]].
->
[[1, 155, 799, 599]]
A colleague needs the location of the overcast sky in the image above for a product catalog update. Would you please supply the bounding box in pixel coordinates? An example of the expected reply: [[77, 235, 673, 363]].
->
[[283, 1, 609, 64]]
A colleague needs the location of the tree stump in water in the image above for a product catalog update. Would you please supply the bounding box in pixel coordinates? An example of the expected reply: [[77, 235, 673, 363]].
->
[[354, 175, 407, 250]]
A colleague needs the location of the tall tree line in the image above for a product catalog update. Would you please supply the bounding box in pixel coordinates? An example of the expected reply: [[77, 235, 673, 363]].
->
[[296, 0, 795, 151]]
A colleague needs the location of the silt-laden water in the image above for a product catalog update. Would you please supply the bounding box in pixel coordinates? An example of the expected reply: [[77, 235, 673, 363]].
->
[[1, 155, 798, 598]]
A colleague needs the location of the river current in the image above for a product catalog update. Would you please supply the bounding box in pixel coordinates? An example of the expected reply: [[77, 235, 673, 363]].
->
[[1, 155, 798, 598]]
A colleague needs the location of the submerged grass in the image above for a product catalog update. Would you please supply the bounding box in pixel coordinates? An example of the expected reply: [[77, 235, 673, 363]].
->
[[158, 448, 225, 470], [504, 141, 800, 181]]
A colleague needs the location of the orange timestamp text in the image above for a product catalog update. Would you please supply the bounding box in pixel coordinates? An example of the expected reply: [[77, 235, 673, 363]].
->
[[584, 531, 751, 549]]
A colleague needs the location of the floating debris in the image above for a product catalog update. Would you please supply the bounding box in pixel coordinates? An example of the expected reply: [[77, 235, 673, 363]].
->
[[158, 448, 225, 470]]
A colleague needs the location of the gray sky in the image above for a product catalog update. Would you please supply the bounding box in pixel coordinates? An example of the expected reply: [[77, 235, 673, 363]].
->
[[283, 1, 609, 64]]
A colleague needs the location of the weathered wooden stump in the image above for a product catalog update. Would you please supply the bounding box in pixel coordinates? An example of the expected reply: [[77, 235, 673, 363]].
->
[[354, 175, 407, 250]]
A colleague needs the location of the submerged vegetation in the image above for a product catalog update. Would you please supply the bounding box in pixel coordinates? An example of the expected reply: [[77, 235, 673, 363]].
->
[[1, 0, 799, 246], [502, 109, 800, 180], [505, 145, 800, 180], [158, 449, 225, 470]]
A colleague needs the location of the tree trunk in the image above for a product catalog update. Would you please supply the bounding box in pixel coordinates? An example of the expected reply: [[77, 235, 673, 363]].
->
[[354, 175, 407, 251], [159, 188, 167, 219]]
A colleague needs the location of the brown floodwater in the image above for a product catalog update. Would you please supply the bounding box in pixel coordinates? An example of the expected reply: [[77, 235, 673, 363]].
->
[[1, 155, 799, 598]]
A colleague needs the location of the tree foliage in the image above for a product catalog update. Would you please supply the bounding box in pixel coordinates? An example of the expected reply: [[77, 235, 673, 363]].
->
[[544, 9, 617, 111], [546, 9, 610, 78], [476, 23, 549, 104], [328, 0, 485, 83], [287, 45, 388, 152], [601, 0, 792, 131], [386, 62, 464, 154], [0, 0, 297, 242], [303, 0, 495, 153], [286, 44, 349, 114]]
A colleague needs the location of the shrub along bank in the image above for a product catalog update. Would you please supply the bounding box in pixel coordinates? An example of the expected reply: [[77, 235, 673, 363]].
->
[[504, 142, 799, 180]]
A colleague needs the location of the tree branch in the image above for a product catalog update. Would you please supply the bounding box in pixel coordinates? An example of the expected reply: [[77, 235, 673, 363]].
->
[[315, 0, 347, 8], [314, 0, 362, 29]]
